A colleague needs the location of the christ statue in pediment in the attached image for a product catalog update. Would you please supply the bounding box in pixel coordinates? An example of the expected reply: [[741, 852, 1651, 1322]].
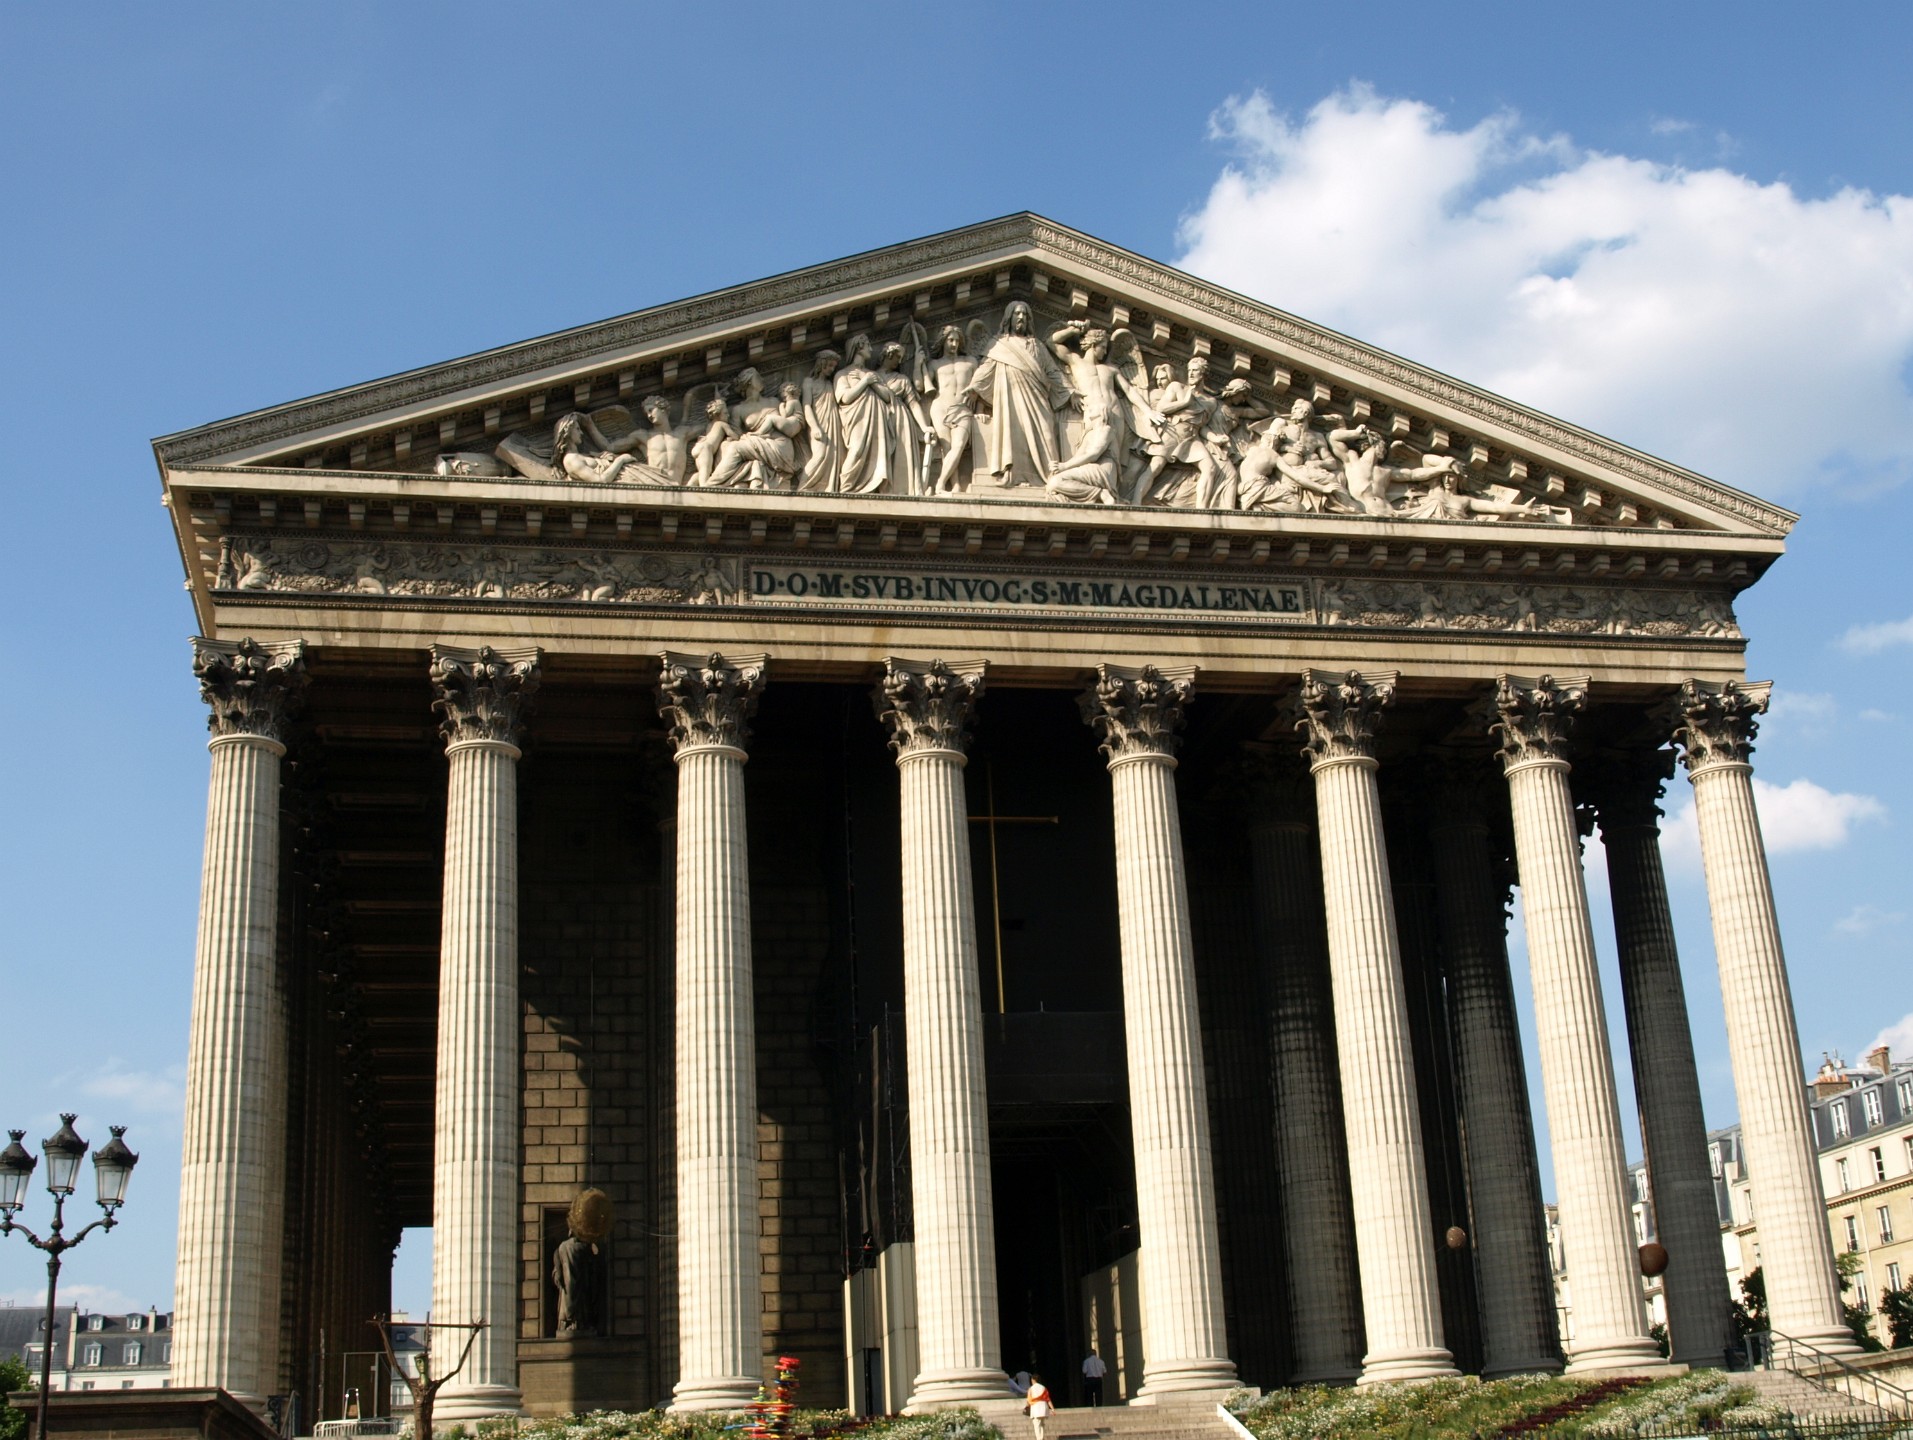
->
[[962, 301, 1073, 486]]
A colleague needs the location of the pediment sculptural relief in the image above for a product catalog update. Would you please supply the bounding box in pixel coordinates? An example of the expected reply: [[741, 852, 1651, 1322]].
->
[[441, 300, 1573, 526]]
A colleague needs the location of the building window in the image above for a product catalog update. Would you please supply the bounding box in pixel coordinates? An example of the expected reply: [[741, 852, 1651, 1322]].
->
[[1864, 1089, 1885, 1128], [1710, 1142, 1722, 1178], [83, 1344, 102, 1367], [1839, 1158, 1853, 1191], [1882, 1206, 1897, 1244], [123, 1342, 142, 1366], [1873, 1147, 1888, 1183], [80, 1383, 93, 1392], [1832, 1101, 1852, 1138], [1857, 1273, 1872, 1309], [126, 1315, 142, 1332], [1898, 1077, 1913, 1113], [1890, 1262, 1904, 1292], [162, 1343, 171, 1364], [1845, 1214, 1861, 1251]]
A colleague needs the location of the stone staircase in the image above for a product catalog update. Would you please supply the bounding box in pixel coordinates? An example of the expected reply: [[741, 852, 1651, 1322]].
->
[[997, 1403, 1241, 1440], [1740, 1366, 1899, 1422]]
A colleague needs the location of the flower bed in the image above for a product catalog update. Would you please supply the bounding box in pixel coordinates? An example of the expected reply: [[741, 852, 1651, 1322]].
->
[[1229, 1374, 1593, 1439], [498, 1407, 997, 1440], [1227, 1371, 1788, 1440]]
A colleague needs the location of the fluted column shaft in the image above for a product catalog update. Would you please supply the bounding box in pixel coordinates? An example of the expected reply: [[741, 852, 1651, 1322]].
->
[[879, 660, 1003, 1408], [1424, 779, 1560, 1377], [1244, 791, 1363, 1383], [1673, 679, 1853, 1353], [672, 746, 761, 1407], [1313, 758, 1454, 1381], [1083, 665, 1236, 1398], [1295, 670, 1454, 1384], [174, 638, 304, 1404], [430, 644, 540, 1421], [659, 651, 769, 1410], [1589, 751, 1734, 1367], [1492, 675, 1662, 1374]]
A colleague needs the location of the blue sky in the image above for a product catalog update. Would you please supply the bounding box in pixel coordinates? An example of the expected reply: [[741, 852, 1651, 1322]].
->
[[4, 3, 1912, 1321]]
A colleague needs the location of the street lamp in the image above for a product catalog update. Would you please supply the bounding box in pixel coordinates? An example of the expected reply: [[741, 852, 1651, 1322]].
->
[[0, 1117, 138, 1440]]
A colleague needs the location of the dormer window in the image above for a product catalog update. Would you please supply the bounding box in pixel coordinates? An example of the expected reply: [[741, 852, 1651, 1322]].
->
[[1831, 1100, 1851, 1139], [126, 1315, 143, 1332]]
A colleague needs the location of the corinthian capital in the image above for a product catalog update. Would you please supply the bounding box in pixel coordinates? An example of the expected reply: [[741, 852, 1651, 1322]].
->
[[193, 637, 307, 742], [429, 644, 542, 748], [656, 650, 767, 755], [1574, 746, 1676, 830], [1491, 673, 1589, 768], [1079, 664, 1196, 764], [1670, 678, 1772, 772], [1293, 668, 1397, 766], [875, 658, 986, 759]]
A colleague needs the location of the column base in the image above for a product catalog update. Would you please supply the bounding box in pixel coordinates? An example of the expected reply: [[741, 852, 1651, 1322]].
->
[[1357, 1349, 1459, 1385], [434, 1383, 526, 1423], [1132, 1358, 1239, 1401], [1563, 1338, 1680, 1377], [670, 1376, 761, 1413], [905, 1368, 1012, 1411], [1774, 1324, 1867, 1360]]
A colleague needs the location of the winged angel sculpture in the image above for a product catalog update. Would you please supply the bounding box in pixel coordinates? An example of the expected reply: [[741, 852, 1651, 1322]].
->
[[475, 301, 1573, 521]]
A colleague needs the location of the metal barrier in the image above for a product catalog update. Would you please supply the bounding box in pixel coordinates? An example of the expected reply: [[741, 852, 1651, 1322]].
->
[[1764, 1329, 1913, 1421]]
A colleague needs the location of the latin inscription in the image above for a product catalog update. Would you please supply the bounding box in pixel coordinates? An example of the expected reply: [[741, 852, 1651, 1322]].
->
[[747, 564, 1306, 618]]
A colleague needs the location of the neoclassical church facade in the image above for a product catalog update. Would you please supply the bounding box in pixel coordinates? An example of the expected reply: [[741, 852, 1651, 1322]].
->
[[153, 216, 1851, 1421]]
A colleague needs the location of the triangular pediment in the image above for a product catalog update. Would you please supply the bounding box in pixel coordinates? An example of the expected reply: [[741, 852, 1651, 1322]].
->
[[154, 213, 1793, 539]]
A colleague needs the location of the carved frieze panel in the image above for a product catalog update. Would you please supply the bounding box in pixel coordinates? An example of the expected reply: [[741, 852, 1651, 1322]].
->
[[211, 532, 1742, 641]]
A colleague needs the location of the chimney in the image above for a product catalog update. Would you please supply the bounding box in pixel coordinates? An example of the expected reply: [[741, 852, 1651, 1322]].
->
[[1814, 1053, 1852, 1100], [1867, 1045, 1891, 1077]]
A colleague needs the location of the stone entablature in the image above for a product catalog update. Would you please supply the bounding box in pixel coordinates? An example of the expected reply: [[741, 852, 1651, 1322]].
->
[[168, 466, 1764, 654]]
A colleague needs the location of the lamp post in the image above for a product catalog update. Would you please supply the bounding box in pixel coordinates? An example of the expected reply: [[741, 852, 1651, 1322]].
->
[[0, 1116, 139, 1440]]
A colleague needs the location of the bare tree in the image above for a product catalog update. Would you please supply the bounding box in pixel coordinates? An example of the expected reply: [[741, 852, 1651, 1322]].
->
[[372, 1315, 487, 1438]]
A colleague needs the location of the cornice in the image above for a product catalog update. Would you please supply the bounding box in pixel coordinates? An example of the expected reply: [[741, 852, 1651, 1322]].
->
[[153, 214, 1039, 467], [1024, 222, 1797, 538], [151, 213, 1795, 539]]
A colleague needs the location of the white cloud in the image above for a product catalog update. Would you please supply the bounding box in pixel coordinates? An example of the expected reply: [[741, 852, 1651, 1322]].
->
[[1177, 87, 1913, 498], [1765, 690, 1839, 738], [80, 1063, 186, 1121], [1840, 616, 1913, 653], [1659, 776, 1885, 865], [0, 1282, 146, 1315], [1872, 1012, 1913, 1060], [1835, 903, 1905, 936]]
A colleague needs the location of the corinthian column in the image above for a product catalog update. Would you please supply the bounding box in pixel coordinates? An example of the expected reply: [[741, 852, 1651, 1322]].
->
[[174, 638, 305, 1405], [1420, 757, 1560, 1378], [1578, 748, 1734, 1367], [1492, 675, 1665, 1374], [429, 643, 541, 1422], [1241, 752, 1363, 1384], [658, 651, 769, 1410], [874, 659, 1005, 1409], [1672, 680, 1855, 1354], [1080, 665, 1236, 1398], [1294, 670, 1455, 1384]]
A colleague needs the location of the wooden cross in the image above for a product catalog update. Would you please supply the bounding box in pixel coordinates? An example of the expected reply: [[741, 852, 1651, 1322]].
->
[[967, 761, 1059, 1014]]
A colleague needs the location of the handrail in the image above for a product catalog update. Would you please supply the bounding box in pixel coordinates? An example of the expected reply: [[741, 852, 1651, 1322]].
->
[[1762, 1328, 1913, 1419]]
